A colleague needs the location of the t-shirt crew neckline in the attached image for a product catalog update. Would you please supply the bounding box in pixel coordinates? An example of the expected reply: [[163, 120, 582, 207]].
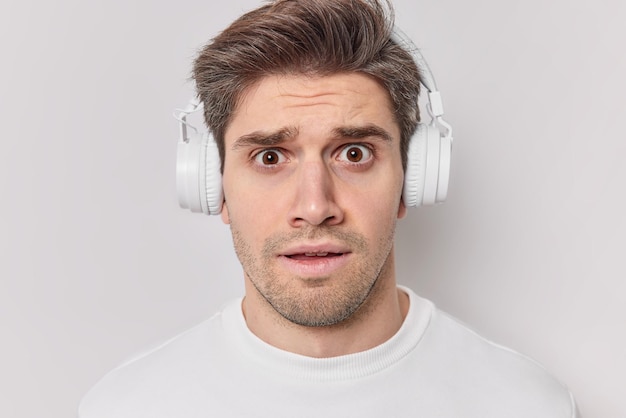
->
[[220, 285, 433, 382]]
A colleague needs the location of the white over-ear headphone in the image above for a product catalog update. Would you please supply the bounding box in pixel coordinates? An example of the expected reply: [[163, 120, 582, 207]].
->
[[175, 27, 453, 215], [175, 104, 223, 214]]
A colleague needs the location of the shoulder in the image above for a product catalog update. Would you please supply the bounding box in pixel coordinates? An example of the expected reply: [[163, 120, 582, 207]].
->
[[78, 307, 232, 418], [417, 305, 577, 417]]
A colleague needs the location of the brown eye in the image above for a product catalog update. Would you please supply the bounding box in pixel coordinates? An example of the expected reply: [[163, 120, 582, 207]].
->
[[347, 147, 363, 162], [338, 145, 372, 164], [262, 151, 278, 164], [255, 149, 285, 166]]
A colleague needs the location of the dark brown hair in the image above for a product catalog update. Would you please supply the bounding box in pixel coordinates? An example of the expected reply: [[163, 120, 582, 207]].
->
[[192, 0, 421, 170]]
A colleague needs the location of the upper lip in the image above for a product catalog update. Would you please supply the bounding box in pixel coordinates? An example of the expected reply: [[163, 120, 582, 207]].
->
[[280, 242, 351, 257]]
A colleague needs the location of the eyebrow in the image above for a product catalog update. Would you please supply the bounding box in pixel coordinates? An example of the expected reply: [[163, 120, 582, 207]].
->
[[231, 127, 299, 150], [332, 125, 393, 143], [231, 124, 393, 150]]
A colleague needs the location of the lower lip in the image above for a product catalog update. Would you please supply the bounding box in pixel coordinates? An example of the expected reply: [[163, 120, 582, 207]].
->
[[277, 253, 351, 277]]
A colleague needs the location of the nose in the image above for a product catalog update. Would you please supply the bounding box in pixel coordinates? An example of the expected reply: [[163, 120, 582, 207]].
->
[[287, 160, 343, 227]]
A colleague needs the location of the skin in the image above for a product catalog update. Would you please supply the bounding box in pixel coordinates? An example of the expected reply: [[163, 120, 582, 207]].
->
[[221, 72, 409, 358]]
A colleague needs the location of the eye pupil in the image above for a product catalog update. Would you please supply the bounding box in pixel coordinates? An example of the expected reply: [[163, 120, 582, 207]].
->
[[263, 151, 278, 165], [347, 147, 363, 162]]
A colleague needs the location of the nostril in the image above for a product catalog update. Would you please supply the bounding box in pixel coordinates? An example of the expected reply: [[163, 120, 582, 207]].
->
[[292, 214, 337, 227]]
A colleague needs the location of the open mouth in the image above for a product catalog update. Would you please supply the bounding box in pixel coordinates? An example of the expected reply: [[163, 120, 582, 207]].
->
[[278, 248, 351, 276], [286, 252, 344, 261]]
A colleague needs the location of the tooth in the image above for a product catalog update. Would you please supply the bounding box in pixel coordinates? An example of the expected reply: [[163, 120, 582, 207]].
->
[[304, 252, 329, 257]]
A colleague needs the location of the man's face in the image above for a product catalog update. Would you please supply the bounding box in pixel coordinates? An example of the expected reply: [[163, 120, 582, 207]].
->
[[221, 72, 406, 327]]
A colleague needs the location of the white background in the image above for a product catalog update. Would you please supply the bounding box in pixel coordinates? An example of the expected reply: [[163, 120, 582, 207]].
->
[[1, 0, 624, 417]]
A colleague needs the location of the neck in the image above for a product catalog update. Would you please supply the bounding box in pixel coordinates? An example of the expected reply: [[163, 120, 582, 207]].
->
[[241, 252, 409, 358]]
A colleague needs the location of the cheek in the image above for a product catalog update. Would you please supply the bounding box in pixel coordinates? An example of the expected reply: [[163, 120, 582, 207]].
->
[[224, 172, 293, 221], [223, 192, 279, 242], [348, 174, 404, 218], [351, 195, 400, 234]]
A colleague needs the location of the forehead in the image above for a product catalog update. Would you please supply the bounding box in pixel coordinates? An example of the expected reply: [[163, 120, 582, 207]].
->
[[224, 73, 399, 142]]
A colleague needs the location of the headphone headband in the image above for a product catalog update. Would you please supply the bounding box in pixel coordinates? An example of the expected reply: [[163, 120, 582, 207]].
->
[[391, 27, 452, 141]]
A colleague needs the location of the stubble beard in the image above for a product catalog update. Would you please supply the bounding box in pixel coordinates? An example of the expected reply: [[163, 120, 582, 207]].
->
[[230, 223, 396, 328]]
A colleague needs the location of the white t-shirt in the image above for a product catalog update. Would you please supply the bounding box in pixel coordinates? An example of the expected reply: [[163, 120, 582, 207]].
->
[[79, 287, 577, 417]]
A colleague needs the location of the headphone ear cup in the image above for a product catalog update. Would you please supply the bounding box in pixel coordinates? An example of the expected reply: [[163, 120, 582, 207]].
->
[[177, 132, 203, 213], [203, 133, 223, 215], [176, 132, 223, 215], [436, 134, 451, 203], [402, 123, 428, 207], [403, 123, 448, 207], [421, 124, 442, 205]]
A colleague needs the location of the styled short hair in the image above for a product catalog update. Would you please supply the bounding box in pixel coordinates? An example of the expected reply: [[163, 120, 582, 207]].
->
[[192, 0, 422, 171]]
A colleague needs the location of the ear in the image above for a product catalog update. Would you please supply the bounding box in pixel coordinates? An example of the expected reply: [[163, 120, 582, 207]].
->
[[397, 199, 407, 219], [220, 201, 231, 224]]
